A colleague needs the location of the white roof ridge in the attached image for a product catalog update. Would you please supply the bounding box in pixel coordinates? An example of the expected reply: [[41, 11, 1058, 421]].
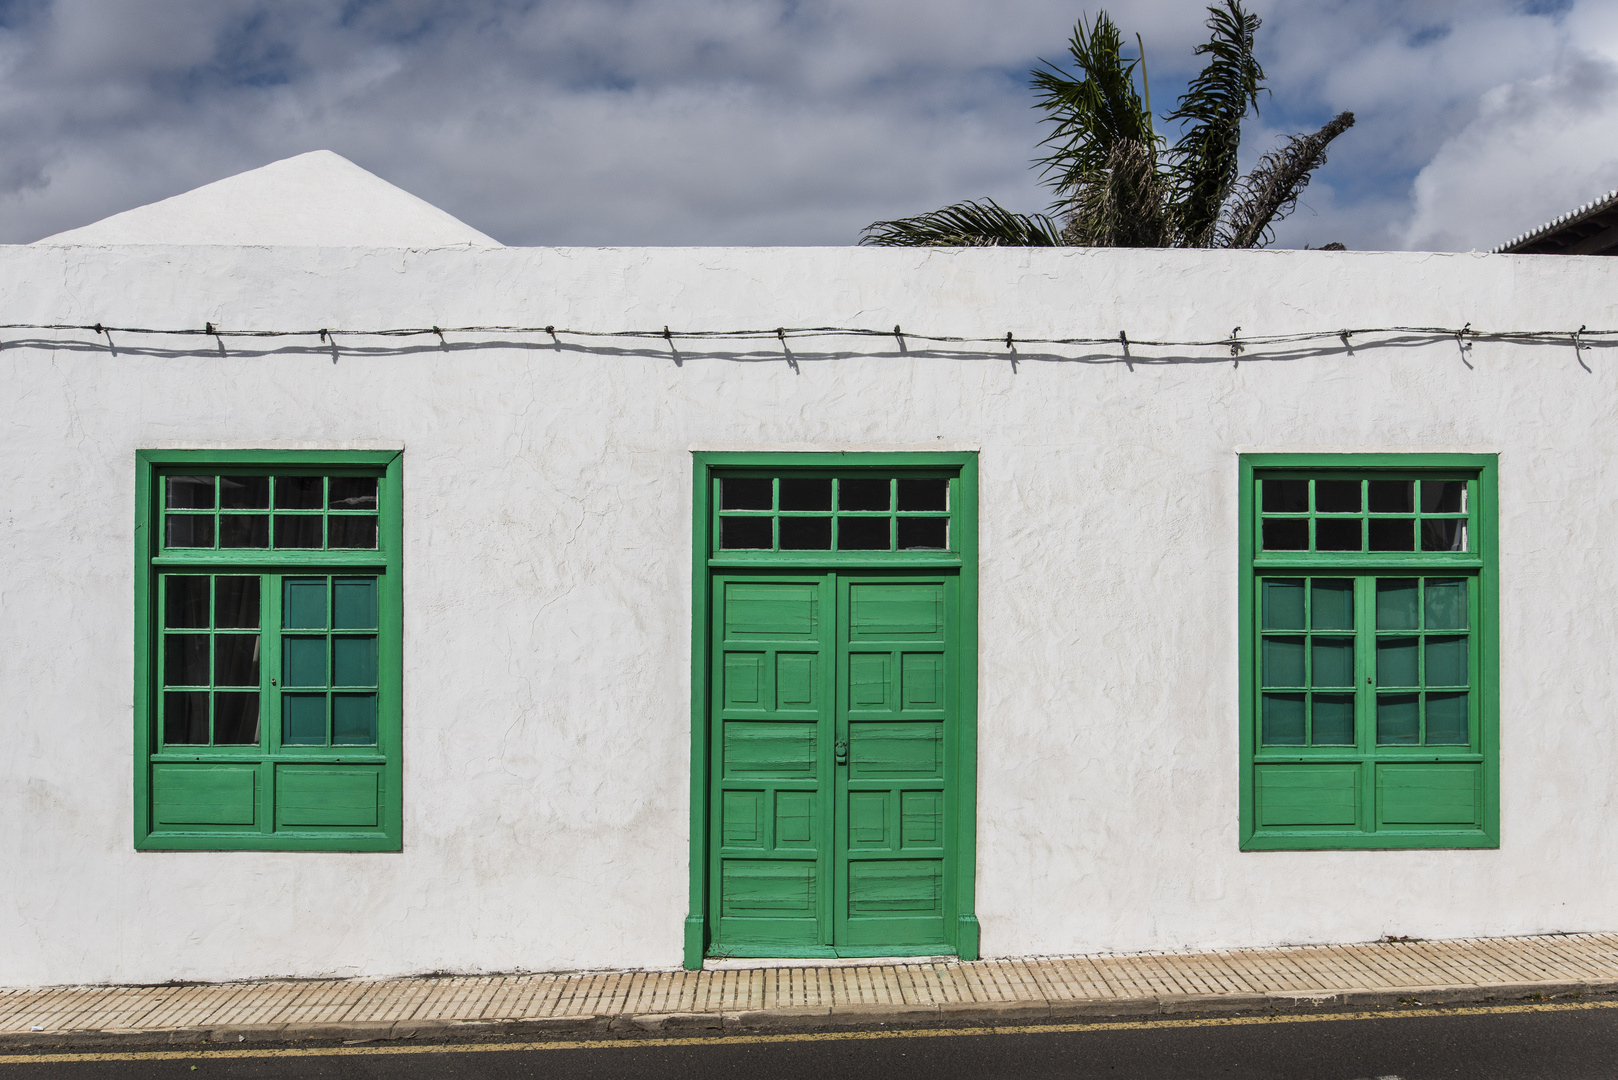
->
[[33, 150, 501, 248]]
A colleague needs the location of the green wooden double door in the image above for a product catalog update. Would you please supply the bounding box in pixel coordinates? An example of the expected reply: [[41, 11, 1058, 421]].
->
[[709, 570, 960, 957]]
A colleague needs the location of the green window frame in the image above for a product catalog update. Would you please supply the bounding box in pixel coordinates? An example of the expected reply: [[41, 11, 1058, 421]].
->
[[134, 450, 403, 851], [1240, 454, 1499, 850]]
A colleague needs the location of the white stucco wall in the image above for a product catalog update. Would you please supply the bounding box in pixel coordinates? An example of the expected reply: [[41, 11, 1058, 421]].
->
[[2, 243, 1616, 987]]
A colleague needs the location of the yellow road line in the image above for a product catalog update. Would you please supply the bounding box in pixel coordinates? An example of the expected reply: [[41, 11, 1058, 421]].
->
[[2, 997, 1614, 1066]]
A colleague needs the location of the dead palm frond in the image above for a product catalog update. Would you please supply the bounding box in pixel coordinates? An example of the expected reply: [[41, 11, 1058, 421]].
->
[[1223, 111, 1356, 249]]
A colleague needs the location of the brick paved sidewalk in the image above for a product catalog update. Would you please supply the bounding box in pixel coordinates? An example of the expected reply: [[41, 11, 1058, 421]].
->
[[4, 932, 1617, 1048]]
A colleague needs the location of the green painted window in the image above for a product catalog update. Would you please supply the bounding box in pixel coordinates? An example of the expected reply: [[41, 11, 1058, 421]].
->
[[1241, 456, 1498, 850], [135, 452, 402, 851]]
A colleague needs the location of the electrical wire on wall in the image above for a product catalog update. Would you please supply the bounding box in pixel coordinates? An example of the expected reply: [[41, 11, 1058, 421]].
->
[[0, 321, 1610, 356]]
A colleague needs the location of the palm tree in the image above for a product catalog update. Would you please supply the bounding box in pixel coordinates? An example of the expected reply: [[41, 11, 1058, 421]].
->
[[860, 1, 1354, 249]]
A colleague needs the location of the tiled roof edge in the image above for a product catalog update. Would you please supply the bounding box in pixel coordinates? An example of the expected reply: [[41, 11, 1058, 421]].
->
[[1492, 187, 1618, 253]]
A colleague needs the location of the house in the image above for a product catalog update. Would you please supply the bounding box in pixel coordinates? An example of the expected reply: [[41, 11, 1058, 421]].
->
[[3, 152, 1616, 986], [1496, 187, 1618, 255]]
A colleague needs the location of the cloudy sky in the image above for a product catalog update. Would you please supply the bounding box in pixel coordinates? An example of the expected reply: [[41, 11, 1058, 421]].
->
[[0, 0, 1612, 250]]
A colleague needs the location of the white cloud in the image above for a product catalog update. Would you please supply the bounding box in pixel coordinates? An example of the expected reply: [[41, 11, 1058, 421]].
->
[[0, 0, 1609, 249], [1402, 43, 1618, 250]]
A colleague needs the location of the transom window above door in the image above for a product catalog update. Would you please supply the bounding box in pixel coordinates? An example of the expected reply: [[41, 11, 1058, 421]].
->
[[715, 474, 954, 554]]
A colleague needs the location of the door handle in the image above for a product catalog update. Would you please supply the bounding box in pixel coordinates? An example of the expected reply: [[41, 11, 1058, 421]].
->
[[834, 740, 848, 765]]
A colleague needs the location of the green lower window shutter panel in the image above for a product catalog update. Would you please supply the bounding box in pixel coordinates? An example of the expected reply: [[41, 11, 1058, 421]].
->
[[276, 765, 381, 827], [153, 764, 258, 825], [1377, 764, 1482, 826], [1255, 764, 1359, 826]]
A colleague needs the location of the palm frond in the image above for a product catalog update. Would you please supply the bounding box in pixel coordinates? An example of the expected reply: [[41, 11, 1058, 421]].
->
[[859, 199, 1064, 247], [1031, 13, 1159, 216], [1223, 111, 1355, 249], [1060, 139, 1174, 247], [1165, 0, 1264, 247]]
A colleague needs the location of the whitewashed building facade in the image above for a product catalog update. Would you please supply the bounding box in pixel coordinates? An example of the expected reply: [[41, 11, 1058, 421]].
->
[[3, 153, 1615, 987]]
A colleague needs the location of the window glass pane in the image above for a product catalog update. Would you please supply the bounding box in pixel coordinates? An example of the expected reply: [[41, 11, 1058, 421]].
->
[[837, 516, 891, 550], [897, 517, 948, 550], [1262, 693, 1306, 744], [897, 478, 948, 511], [1315, 518, 1362, 551], [1377, 694, 1420, 744], [779, 517, 831, 550], [1424, 579, 1467, 630], [1368, 480, 1413, 513], [1425, 636, 1468, 686], [720, 516, 773, 550], [1311, 638, 1355, 687], [1377, 637, 1419, 687], [214, 635, 260, 686], [1376, 580, 1419, 630], [275, 476, 324, 510], [1311, 694, 1355, 745], [329, 516, 378, 549], [282, 694, 327, 745], [166, 475, 215, 509], [333, 636, 378, 687], [1262, 479, 1308, 512], [163, 691, 210, 744], [1261, 518, 1308, 551], [1310, 579, 1353, 630], [1368, 518, 1414, 551], [219, 515, 269, 548], [329, 477, 378, 510], [273, 515, 323, 548], [332, 694, 378, 745], [219, 476, 269, 509], [779, 478, 831, 511], [1261, 579, 1305, 630], [164, 635, 210, 686], [166, 515, 214, 548], [1315, 480, 1360, 512], [165, 576, 210, 628], [333, 578, 378, 630], [838, 478, 891, 511], [213, 693, 260, 744], [283, 579, 328, 630], [1421, 480, 1466, 513], [283, 637, 328, 687], [1261, 636, 1305, 687], [721, 478, 772, 510], [215, 577, 260, 628], [1425, 692, 1469, 744], [1420, 519, 1466, 552]]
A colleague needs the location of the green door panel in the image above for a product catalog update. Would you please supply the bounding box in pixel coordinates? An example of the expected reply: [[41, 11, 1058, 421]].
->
[[710, 575, 835, 955], [834, 574, 954, 954], [709, 571, 958, 958]]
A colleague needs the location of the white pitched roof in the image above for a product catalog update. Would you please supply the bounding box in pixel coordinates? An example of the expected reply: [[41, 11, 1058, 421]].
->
[[33, 150, 501, 247]]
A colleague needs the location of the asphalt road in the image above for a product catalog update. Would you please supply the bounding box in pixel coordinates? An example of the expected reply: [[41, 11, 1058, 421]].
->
[[7, 1001, 1618, 1079]]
